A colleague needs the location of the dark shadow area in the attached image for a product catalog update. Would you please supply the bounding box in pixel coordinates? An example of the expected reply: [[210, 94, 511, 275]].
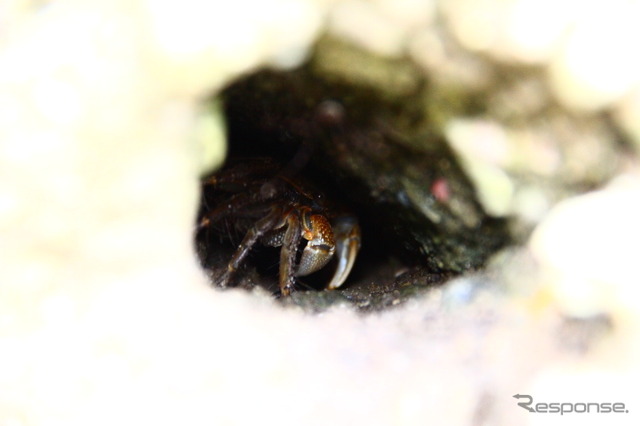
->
[[195, 62, 510, 312]]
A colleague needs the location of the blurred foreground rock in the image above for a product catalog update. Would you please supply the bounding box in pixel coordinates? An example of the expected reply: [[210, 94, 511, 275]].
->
[[1, 1, 639, 425]]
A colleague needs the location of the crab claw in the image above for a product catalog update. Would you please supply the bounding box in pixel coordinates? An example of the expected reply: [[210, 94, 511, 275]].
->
[[296, 213, 336, 277], [294, 211, 360, 290], [327, 216, 361, 290]]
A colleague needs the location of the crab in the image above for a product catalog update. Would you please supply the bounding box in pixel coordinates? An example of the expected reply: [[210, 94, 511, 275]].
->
[[196, 158, 361, 296]]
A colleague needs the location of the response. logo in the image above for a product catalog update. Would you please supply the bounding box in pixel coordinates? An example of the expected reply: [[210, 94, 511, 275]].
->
[[513, 394, 629, 415]]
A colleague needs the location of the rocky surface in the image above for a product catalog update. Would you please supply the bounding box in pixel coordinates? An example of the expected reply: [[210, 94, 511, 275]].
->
[[1, 1, 639, 425]]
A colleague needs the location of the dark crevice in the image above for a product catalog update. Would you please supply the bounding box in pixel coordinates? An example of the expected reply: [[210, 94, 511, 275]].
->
[[196, 62, 510, 312]]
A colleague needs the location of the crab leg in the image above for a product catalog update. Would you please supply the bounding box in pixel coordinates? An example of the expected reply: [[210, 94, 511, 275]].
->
[[217, 207, 285, 288], [278, 211, 303, 296], [196, 189, 269, 231], [326, 216, 361, 290]]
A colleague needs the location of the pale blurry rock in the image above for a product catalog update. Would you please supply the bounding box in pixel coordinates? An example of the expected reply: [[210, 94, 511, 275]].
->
[[441, 0, 572, 64], [613, 86, 640, 152], [511, 185, 551, 224], [444, 112, 620, 225], [311, 37, 423, 98], [548, 1, 640, 111], [446, 119, 515, 217], [0, 1, 329, 424], [408, 27, 493, 91], [530, 175, 640, 323], [327, 0, 435, 56], [528, 366, 640, 425], [193, 100, 227, 175], [145, 0, 325, 94], [2, 0, 640, 424]]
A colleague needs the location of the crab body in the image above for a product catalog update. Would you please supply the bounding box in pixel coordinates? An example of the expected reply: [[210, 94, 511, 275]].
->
[[197, 158, 360, 296]]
